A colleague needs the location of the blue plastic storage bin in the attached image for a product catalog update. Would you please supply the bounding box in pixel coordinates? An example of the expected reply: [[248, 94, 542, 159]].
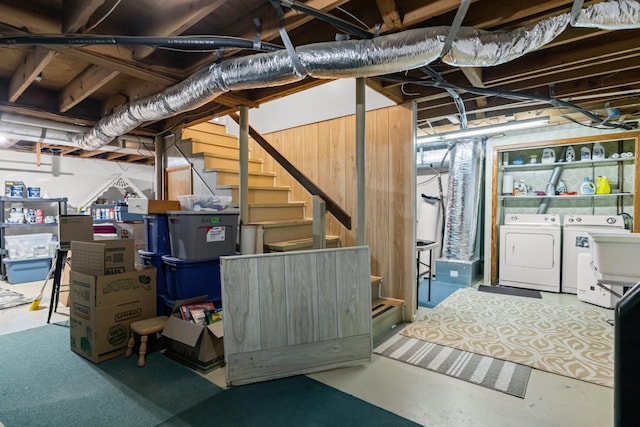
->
[[115, 205, 144, 222], [143, 214, 171, 255], [162, 255, 222, 302], [138, 250, 167, 297], [2, 256, 51, 284]]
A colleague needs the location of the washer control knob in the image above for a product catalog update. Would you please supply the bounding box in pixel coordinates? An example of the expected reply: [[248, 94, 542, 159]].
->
[[576, 217, 582, 222], [607, 217, 617, 224], [568, 218, 574, 223]]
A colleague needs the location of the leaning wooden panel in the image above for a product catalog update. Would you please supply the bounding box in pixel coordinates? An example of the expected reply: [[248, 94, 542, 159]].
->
[[226, 334, 372, 386], [257, 256, 288, 349], [221, 246, 372, 386], [336, 248, 371, 338], [315, 250, 339, 341], [284, 252, 319, 346], [221, 257, 261, 353]]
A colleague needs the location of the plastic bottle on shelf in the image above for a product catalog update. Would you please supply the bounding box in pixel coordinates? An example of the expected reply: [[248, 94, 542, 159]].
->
[[592, 142, 605, 160], [556, 180, 567, 194], [565, 146, 576, 162], [581, 146, 591, 161], [580, 177, 596, 195]]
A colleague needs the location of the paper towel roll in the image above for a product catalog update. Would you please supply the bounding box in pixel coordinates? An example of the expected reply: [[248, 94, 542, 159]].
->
[[502, 174, 514, 195]]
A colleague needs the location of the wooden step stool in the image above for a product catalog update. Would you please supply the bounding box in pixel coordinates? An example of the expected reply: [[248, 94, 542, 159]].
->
[[125, 316, 168, 367]]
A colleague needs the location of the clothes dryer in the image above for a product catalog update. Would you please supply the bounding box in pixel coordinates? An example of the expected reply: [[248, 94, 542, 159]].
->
[[562, 214, 627, 295], [499, 214, 561, 292]]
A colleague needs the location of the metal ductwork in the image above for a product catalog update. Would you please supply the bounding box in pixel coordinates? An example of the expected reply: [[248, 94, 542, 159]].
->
[[71, 0, 640, 149], [441, 138, 484, 261]]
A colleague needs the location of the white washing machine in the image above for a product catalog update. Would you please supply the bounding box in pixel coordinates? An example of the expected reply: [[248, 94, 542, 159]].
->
[[499, 213, 561, 292], [562, 214, 628, 304]]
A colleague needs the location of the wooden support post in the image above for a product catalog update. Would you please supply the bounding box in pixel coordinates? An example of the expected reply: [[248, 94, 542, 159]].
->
[[313, 195, 326, 249]]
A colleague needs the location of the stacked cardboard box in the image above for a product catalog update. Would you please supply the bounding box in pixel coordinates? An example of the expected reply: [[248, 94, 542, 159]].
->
[[162, 295, 224, 371], [68, 239, 157, 363]]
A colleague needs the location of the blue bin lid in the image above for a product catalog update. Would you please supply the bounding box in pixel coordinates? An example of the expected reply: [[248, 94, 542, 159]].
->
[[161, 255, 220, 265]]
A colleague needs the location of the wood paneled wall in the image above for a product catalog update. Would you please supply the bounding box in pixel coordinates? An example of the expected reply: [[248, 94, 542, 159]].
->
[[249, 104, 415, 311]]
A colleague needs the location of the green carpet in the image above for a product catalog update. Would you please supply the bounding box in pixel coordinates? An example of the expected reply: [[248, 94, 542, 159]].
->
[[0, 324, 419, 427]]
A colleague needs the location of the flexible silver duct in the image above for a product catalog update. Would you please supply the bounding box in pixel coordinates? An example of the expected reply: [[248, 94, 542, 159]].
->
[[441, 138, 484, 261], [574, 0, 640, 29], [72, 0, 640, 148], [443, 15, 569, 67]]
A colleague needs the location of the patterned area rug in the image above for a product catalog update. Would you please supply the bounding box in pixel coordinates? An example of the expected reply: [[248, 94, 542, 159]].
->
[[0, 288, 32, 310], [375, 333, 531, 397], [402, 287, 614, 388]]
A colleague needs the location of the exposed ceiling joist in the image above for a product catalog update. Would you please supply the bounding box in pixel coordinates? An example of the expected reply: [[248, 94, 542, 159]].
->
[[62, 0, 106, 33], [9, 47, 56, 102]]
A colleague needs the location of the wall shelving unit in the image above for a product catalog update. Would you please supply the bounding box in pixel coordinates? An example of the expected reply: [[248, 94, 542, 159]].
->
[[0, 197, 68, 280]]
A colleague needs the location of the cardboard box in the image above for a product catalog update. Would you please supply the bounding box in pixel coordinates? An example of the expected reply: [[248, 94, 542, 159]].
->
[[4, 180, 25, 197], [68, 266, 156, 307], [71, 239, 135, 275], [162, 296, 224, 365], [58, 215, 94, 246], [116, 222, 147, 256], [69, 296, 157, 363], [127, 198, 181, 214]]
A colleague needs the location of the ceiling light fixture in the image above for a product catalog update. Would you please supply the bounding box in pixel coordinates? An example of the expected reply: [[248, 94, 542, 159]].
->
[[417, 116, 550, 145]]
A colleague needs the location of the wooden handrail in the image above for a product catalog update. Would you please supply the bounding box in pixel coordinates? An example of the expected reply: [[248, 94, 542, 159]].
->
[[229, 113, 352, 230]]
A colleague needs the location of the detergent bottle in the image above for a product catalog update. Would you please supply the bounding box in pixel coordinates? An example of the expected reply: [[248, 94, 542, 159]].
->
[[596, 176, 611, 194], [580, 177, 596, 195], [565, 146, 576, 162], [593, 142, 605, 160]]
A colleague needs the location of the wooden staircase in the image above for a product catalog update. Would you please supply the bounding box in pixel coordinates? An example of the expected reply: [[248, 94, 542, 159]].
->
[[181, 122, 341, 252], [180, 122, 404, 341], [370, 276, 404, 341]]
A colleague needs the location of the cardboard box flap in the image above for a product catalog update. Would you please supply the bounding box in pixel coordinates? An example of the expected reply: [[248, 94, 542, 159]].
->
[[206, 321, 224, 338], [162, 316, 204, 347], [169, 295, 209, 315]]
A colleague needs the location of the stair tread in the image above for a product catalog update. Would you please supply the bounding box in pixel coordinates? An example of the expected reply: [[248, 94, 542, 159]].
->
[[254, 218, 313, 227], [265, 235, 341, 250], [216, 184, 290, 191], [197, 152, 262, 163], [203, 168, 275, 177], [187, 122, 229, 135], [186, 137, 240, 149], [249, 202, 305, 207], [372, 298, 404, 308], [370, 275, 382, 284]]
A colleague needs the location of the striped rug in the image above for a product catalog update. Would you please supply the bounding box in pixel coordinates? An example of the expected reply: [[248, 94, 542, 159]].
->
[[374, 333, 531, 398]]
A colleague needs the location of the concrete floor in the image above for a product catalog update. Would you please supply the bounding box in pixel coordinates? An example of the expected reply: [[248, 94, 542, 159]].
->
[[0, 279, 614, 427]]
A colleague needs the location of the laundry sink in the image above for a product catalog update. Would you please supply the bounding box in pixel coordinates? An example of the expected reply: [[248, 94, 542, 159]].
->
[[590, 233, 640, 285]]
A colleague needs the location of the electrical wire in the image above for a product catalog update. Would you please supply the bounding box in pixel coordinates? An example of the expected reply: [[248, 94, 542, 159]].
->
[[382, 73, 634, 131], [85, 0, 122, 32], [0, 34, 283, 52]]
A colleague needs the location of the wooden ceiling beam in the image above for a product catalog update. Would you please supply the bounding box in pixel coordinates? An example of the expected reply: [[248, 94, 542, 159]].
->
[[62, 0, 106, 33], [9, 48, 57, 103], [185, 0, 350, 74], [0, 3, 59, 33], [133, 0, 227, 60], [375, 0, 402, 31], [59, 65, 120, 112], [365, 77, 405, 104]]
